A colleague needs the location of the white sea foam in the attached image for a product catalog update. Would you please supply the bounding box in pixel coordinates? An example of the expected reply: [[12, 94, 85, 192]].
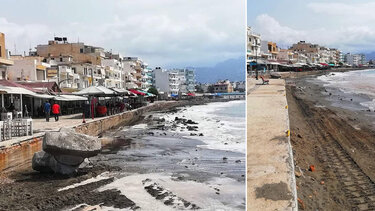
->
[[162, 101, 246, 154], [317, 69, 375, 110], [97, 173, 245, 211], [58, 172, 110, 192]]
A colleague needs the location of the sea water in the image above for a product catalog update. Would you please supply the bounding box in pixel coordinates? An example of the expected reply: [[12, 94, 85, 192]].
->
[[162, 100, 246, 154], [317, 69, 375, 111]]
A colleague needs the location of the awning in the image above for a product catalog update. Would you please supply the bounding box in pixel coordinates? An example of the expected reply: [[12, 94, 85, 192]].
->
[[170, 94, 178, 97], [187, 93, 195, 96], [73, 86, 116, 96], [54, 95, 88, 101], [129, 89, 146, 96]]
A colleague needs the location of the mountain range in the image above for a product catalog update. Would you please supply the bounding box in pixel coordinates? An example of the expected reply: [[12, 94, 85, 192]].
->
[[193, 57, 245, 83]]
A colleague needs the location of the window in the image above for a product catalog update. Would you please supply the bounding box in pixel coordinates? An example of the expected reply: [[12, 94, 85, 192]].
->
[[72, 67, 76, 74], [80, 48, 83, 53], [60, 58, 63, 62]]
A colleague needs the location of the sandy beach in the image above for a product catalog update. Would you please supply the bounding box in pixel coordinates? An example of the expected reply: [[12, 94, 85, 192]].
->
[[286, 72, 375, 210], [0, 101, 246, 211]]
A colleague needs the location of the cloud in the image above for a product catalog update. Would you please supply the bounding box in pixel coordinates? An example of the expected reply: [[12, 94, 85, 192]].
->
[[307, 2, 375, 23], [0, 0, 245, 67], [253, 13, 375, 53], [0, 18, 51, 55]]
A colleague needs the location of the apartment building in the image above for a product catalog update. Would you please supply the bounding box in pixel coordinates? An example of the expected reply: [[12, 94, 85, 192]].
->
[[102, 58, 122, 88], [247, 27, 261, 65], [345, 53, 366, 66], [0, 32, 14, 80]]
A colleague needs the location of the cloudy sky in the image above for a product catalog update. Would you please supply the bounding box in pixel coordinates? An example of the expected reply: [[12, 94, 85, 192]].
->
[[0, 0, 245, 68], [248, 0, 375, 53]]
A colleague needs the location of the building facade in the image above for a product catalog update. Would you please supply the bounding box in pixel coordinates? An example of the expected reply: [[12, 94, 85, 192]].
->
[[0, 32, 14, 80]]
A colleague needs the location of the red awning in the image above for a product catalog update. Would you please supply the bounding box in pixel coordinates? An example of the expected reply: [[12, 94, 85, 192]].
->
[[320, 63, 329, 66], [187, 93, 195, 96], [129, 89, 146, 96]]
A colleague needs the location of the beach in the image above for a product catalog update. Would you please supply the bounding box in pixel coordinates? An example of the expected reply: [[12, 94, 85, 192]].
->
[[286, 70, 375, 210], [0, 100, 246, 210]]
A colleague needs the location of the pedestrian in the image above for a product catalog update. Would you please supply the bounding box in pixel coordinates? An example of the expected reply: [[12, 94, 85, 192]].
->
[[52, 102, 61, 122], [44, 101, 51, 122]]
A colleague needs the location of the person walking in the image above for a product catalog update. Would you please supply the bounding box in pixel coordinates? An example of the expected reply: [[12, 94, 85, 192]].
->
[[52, 102, 61, 122], [44, 101, 51, 122]]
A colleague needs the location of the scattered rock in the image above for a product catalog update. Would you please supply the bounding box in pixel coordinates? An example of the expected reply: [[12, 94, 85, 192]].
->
[[298, 198, 305, 210], [235, 160, 241, 163], [297, 134, 302, 138], [295, 170, 302, 178]]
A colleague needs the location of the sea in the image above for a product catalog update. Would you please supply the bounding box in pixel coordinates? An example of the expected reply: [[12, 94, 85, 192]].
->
[[71, 100, 247, 210], [316, 69, 375, 111], [160, 100, 246, 154]]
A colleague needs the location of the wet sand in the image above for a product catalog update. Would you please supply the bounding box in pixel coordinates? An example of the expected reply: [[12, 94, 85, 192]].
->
[[0, 105, 245, 210], [286, 76, 375, 210]]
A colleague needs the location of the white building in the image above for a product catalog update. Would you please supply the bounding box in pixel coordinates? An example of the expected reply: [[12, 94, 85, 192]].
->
[[102, 58, 123, 88], [247, 26, 261, 67]]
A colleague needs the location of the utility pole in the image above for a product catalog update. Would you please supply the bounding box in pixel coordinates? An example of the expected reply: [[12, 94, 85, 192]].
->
[[255, 43, 259, 80]]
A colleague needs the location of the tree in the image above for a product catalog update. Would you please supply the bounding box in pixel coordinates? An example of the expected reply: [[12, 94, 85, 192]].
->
[[148, 87, 159, 96], [207, 85, 215, 93], [195, 85, 204, 93]]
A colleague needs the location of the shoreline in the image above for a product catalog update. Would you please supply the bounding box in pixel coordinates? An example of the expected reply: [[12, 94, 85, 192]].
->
[[0, 100, 246, 210], [286, 73, 375, 210]]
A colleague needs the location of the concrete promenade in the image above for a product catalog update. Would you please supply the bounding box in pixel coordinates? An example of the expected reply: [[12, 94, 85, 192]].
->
[[247, 78, 297, 210]]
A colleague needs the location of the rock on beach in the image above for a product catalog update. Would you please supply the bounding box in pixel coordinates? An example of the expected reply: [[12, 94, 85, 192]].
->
[[32, 127, 101, 175]]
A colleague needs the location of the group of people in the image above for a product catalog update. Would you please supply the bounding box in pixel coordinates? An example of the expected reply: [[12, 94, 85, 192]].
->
[[43, 101, 61, 122]]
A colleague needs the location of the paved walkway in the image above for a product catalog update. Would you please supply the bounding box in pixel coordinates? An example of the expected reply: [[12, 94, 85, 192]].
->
[[247, 78, 297, 210]]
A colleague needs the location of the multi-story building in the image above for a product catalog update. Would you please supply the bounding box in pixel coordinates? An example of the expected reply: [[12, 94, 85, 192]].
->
[[8, 55, 50, 82], [152, 67, 196, 95], [247, 27, 261, 68], [102, 58, 122, 88], [152, 67, 171, 94], [142, 66, 153, 90], [0, 32, 14, 80], [36, 37, 104, 66], [212, 80, 233, 93], [345, 53, 366, 66], [169, 68, 196, 93], [123, 57, 144, 88]]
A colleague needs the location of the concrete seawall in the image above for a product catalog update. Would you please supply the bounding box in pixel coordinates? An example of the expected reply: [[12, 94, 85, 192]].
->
[[247, 78, 297, 210], [74, 101, 185, 136]]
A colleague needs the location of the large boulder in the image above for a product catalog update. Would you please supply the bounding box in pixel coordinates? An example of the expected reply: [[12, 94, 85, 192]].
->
[[32, 151, 54, 173], [32, 151, 78, 175], [43, 128, 101, 158]]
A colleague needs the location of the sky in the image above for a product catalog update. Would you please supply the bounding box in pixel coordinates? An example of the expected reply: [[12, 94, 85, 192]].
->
[[247, 0, 375, 54], [0, 0, 245, 68]]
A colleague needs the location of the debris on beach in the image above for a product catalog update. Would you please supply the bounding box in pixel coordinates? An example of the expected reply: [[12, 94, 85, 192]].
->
[[32, 127, 101, 175], [142, 179, 200, 210]]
